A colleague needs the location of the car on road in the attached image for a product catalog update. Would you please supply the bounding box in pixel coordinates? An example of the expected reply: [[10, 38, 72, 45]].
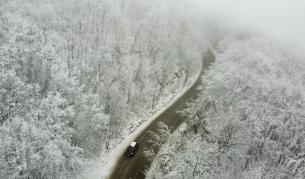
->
[[125, 142, 139, 158]]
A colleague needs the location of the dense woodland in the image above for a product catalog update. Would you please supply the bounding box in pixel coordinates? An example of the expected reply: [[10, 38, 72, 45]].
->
[[2, 0, 302, 179], [147, 33, 305, 179], [0, 0, 206, 178]]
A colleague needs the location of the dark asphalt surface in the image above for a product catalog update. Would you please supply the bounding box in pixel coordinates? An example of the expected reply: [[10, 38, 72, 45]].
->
[[107, 50, 215, 179]]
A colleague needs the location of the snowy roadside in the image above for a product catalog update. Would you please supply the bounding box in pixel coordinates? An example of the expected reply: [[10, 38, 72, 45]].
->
[[146, 122, 187, 178], [78, 73, 199, 179]]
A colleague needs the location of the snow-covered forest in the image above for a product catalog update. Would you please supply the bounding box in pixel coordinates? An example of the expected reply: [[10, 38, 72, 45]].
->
[[0, 0, 207, 178], [147, 33, 305, 178], [2, 0, 305, 178]]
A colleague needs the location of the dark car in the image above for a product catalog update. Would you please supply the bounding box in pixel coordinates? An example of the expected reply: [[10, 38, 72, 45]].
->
[[125, 142, 139, 158]]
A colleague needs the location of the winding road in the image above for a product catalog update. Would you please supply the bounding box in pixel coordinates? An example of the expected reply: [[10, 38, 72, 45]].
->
[[105, 49, 215, 179]]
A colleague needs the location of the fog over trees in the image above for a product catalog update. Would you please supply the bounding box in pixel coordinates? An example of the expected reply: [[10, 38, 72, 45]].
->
[[146, 1, 305, 179], [147, 34, 305, 178], [1, 0, 305, 178]]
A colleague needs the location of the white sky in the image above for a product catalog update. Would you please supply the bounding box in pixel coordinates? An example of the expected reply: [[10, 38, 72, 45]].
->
[[189, 0, 305, 48]]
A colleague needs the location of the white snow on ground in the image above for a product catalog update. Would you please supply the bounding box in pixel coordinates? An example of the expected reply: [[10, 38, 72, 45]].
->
[[77, 85, 192, 179], [79, 56, 203, 179]]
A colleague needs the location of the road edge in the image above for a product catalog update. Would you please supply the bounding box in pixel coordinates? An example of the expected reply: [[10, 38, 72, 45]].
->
[[102, 48, 215, 179]]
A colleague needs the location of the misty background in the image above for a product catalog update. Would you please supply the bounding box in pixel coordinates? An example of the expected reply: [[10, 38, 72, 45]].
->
[[187, 0, 305, 49]]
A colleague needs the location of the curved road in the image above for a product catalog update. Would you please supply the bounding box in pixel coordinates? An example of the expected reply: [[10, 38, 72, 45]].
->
[[106, 49, 215, 179]]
